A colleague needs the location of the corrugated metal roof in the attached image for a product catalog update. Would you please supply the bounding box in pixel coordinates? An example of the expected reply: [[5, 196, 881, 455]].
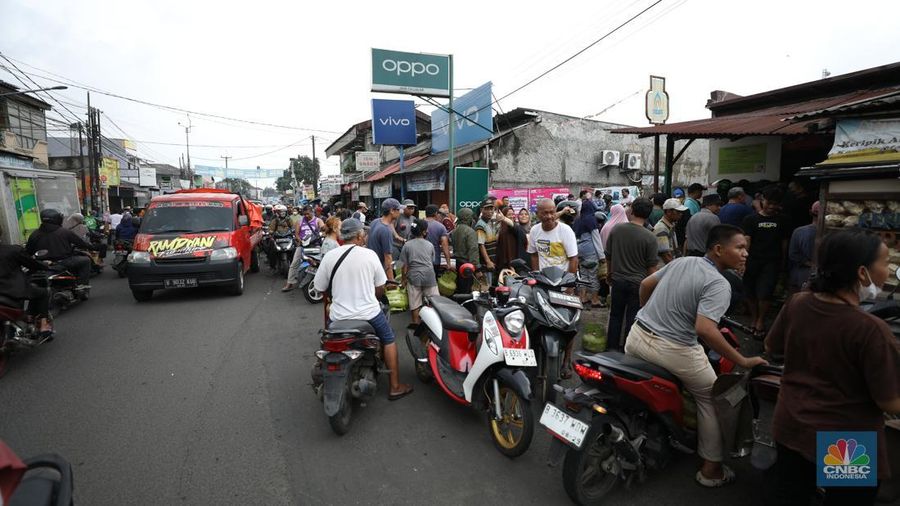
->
[[614, 86, 900, 138], [403, 141, 488, 174], [365, 155, 428, 182]]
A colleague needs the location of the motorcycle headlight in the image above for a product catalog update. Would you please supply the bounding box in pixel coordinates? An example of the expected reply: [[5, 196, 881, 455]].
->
[[504, 310, 525, 337], [127, 251, 151, 264], [535, 291, 568, 327], [210, 247, 238, 261]]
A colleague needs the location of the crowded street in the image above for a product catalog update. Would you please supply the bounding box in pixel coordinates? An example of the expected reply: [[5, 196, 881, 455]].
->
[[0, 268, 767, 505]]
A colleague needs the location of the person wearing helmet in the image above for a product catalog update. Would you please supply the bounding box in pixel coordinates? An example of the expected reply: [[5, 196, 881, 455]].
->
[[263, 204, 274, 222], [0, 226, 53, 339], [25, 209, 95, 286]]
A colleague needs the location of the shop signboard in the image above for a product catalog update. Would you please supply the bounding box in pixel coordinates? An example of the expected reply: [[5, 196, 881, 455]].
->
[[407, 169, 446, 192], [825, 118, 900, 164], [355, 151, 380, 172], [373, 180, 392, 199], [489, 188, 530, 212], [527, 186, 571, 211], [431, 82, 493, 153], [139, 167, 157, 187], [454, 167, 489, 212], [371, 48, 451, 97], [646, 75, 669, 125], [372, 99, 417, 146], [100, 157, 121, 186], [718, 143, 768, 174], [595, 185, 640, 205]]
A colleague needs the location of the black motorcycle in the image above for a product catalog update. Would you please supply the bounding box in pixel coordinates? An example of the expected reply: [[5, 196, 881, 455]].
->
[[271, 231, 295, 276], [506, 258, 582, 403], [33, 251, 89, 312], [112, 239, 132, 278]]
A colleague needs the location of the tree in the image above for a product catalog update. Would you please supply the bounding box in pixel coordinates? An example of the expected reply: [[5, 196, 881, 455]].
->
[[262, 187, 277, 198], [276, 155, 319, 194], [220, 177, 253, 197]]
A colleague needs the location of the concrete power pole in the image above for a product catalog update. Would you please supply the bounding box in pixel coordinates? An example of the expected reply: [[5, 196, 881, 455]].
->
[[221, 155, 231, 169], [310, 135, 317, 198], [178, 115, 193, 187]]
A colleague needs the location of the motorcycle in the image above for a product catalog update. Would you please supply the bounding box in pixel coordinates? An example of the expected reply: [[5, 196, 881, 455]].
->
[[543, 315, 780, 505], [406, 266, 537, 458], [271, 232, 295, 276], [298, 250, 323, 304], [29, 251, 89, 312], [0, 440, 74, 506], [505, 258, 582, 404], [310, 298, 394, 435], [112, 239, 132, 278]]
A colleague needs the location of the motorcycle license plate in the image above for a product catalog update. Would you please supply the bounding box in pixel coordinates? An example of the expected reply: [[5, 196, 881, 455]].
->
[[504, 348, 537, 367], [540, 403, 589, 449], [548, 291, 583, 309], [164, 278, 198, 288]]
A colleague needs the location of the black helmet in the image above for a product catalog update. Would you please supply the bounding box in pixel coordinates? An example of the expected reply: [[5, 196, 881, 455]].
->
[[40, 208, 63, 226]]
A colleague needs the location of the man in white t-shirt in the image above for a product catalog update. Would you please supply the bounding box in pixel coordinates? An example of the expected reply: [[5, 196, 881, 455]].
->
[[313, 218, 413, 400], [619, 188, 635, 206], [527, 198, 578, 273]]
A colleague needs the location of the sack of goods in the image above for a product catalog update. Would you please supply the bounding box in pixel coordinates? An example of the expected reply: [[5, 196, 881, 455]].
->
[[438, 270, 457, 297]]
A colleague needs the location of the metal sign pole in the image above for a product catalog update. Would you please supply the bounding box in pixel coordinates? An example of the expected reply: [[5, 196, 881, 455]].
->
[[399, 145, 405, 200], [448, 54, 455, 212]]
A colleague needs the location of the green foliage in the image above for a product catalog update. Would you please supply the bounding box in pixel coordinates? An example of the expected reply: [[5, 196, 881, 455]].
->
[[276, 155, 319, 193], [220, 177, 253, 196]]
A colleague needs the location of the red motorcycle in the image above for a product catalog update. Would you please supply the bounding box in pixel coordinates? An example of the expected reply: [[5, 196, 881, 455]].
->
[[542, 316, 781, 505]]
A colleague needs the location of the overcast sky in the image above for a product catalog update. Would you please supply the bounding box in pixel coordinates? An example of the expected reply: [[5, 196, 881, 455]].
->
[[3, 0, 899, 187]]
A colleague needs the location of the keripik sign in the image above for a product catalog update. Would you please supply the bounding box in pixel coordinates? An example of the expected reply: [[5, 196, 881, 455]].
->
[[371, 48, 450, 97]]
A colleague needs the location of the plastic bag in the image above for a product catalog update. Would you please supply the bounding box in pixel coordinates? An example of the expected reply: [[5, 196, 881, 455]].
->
[[438, 270, 457, 297], [386, 286, 409, 313]]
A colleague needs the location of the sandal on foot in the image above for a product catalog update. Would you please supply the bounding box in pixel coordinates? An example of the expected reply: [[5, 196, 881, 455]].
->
[[388, 384, 414, 401], [281, 284, 296, 292], [696, 465, 736, 488]]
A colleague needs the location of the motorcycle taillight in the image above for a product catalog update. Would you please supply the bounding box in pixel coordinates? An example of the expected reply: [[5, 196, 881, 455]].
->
[[322, 338, 352, 352], [574, 362, 603, 382]]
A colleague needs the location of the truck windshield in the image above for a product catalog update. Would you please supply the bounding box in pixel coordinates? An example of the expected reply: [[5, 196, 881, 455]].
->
[[141, 202, 234, 234]]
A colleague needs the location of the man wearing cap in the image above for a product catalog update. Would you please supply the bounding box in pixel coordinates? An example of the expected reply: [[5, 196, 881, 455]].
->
[[314, 218, 413, 401], [424, 204, 452, 277], [475, 199, 500, 284], [685, 194, 722, 257], [352, 202, 368, 224], [787, 201, 820, 293], [718, 187, 754, 228], [654, 198, 688, 265], [368, 198, 401, 282], [395, 199, 417, 243]]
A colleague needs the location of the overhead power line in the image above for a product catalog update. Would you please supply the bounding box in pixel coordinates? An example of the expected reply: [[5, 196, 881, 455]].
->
[[0, 54, 342, 134]]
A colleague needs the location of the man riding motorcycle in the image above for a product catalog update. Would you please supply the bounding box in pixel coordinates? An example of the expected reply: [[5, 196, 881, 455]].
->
[[25, 209, 95, 287], [266, 204, 293, 268], [0, 228, 52, 338]]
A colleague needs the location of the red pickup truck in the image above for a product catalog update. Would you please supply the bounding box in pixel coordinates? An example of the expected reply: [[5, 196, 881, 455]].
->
[[127, 189, 264, 301]]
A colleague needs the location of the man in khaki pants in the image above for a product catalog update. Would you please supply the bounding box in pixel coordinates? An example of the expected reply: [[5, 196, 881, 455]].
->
[[624, 224, 767, 487]]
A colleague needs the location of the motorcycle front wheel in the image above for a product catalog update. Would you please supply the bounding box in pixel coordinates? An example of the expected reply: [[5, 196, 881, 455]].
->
[[538, 349, 561, 405], [488, 384, 534, 458], [303, 282, 324, 304], [562, 421, 620, 505]]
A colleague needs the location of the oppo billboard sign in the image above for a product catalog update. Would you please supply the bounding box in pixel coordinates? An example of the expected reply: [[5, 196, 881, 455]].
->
[[372, 48, 450, 98]]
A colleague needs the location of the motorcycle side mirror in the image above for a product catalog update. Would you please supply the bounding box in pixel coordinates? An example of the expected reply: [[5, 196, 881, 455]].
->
[[34, 249, 49, 258], [238, 215, 249, 227]]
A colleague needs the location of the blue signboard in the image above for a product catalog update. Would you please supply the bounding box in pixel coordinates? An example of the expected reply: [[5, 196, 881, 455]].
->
[[372, 99, 417, 146], [431, 82, 493, 154]]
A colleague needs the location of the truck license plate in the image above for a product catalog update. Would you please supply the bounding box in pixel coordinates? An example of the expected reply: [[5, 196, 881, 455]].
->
[[504, 348, 537, 367], [540, 403, 589, 448], [164, 278, 198, 288]]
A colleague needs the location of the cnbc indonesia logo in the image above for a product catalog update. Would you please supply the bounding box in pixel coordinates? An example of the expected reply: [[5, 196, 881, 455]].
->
[[818, 432, 876, 486]]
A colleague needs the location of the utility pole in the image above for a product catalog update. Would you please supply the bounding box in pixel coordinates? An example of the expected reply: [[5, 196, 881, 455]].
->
[[178, 115, 193, 187], [221, 155, 231, 169], [310, 135, 317, 198]]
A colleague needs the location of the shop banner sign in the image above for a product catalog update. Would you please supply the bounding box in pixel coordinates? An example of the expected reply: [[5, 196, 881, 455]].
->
[[490, 188, 530, 212], [432, 82, 493, 154], [139, 167, 157, 187], [100, 157, 120, 187], [407, 170, 446, 192], [373, 180, 392, 199], [371, 48, 451, 97], [718, 143, 767, 174], [372, 99, 417, 146], [595, 186, 640, 205], [826, 118, 900, 164], [527, 186, 571, 211], [355, 151, 380, 172], [454, 167, 489, 212]]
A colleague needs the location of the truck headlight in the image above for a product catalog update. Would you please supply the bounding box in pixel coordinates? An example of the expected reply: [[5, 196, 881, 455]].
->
[[127, 251, 151, 264], [210, 247, 238, 261]]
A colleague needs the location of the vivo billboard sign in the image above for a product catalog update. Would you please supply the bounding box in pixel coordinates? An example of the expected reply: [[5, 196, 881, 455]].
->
[[372, 99, 417, 146], [371, 48, 450, 97], [432, 82, 493, 154]]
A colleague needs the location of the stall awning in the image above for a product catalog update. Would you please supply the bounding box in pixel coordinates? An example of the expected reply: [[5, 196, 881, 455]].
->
[[365, 155, 428, 182], [613, 86, 900, 139]]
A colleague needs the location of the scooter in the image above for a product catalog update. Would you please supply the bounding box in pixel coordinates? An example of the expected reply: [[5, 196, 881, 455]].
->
[[310, 298, 394, 435], [112, 239, 132, 278], [505, 258, 582, 404], [0, 440, 74, 506], [406, 264, 537, 458], [272, 232, 295, 276], [543, 316, 780, 505], [298, 251, 323, 304]]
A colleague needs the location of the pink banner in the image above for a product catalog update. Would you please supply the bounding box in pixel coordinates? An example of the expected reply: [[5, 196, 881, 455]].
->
[[491, 186, 572, 213]]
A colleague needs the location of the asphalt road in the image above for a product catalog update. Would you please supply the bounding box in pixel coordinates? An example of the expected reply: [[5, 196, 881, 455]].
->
[[0, 263, 767, 505]]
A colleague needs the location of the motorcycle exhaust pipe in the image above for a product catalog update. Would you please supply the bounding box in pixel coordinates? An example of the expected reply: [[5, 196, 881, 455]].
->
[[602, 423, 641, 468], [351, 378, 377, 398]]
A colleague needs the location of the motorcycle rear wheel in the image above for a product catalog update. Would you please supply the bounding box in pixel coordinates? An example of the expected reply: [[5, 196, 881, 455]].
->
[[328, 387, 352, 435], [303, 282, 324, 304], [562, 421, 620, 505], [488, 384, 534, 458]]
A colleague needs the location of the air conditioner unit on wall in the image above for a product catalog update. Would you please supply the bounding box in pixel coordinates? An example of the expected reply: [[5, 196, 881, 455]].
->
[[623, 153, 642, 170], [600, 150, 621, 167]]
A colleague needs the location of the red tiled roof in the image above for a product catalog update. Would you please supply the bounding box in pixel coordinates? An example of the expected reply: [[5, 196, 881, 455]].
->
[[365, 155, 428, 182]]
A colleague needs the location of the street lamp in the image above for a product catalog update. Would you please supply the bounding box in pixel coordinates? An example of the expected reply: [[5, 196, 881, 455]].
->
[[0, 85, 68, 98]]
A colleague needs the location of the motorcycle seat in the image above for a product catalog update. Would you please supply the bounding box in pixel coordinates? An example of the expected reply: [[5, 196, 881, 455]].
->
[[585, 351, 682, 387], [428, 295, 480, 333], [325, 320, 374, 335], [0, 294, 24, 309]]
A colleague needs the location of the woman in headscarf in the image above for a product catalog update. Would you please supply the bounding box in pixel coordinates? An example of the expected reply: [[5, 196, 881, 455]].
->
[[63, 213, 90, 242], [116, 214, 139, 242], [600, 204, 628, 250], [574, 199, 605, 307], [495, 206, 521, 275], [515, 208, 532, 264], [450, 207, 479, 294]]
